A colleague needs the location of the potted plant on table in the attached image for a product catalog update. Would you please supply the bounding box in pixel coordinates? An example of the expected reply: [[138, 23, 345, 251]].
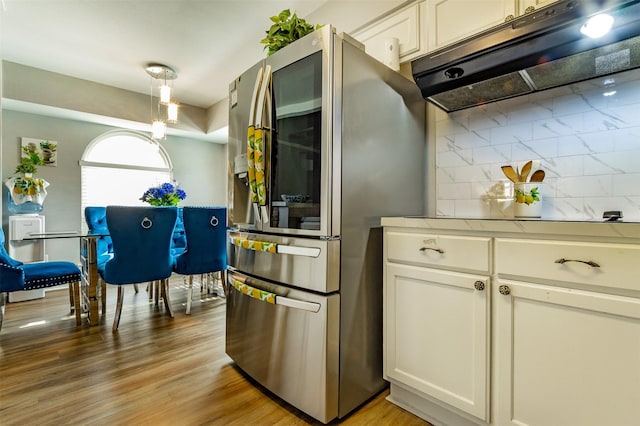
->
[[140, 182, 187, 206]]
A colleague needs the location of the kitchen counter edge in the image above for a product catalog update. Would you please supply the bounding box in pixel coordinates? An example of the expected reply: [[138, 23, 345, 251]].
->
[[380, 217, 640, 242]]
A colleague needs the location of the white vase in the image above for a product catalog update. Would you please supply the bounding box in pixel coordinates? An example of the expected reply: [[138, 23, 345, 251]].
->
[[514, 182, 542, 218]]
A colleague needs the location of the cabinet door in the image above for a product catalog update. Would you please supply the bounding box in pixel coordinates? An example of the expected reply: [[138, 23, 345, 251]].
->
[[352, 1, 426, 64], [385, 263, 490, 420], [518, 0, 557, 15], [495, 279, 640, 426], [426, 0, 516, 51]]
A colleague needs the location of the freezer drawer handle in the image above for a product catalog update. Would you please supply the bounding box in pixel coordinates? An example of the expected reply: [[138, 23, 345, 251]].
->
[[231, 279, 321, 313], [229, 236, 277, 253], [232, 279, 275, 304], [229, 236, 320, 257], [276, 245, 321, 257]]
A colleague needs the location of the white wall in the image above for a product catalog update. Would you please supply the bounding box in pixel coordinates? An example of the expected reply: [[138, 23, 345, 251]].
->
[[433, 68, 640, 222]]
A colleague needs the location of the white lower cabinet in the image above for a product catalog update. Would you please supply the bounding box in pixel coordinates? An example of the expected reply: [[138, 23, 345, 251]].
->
[[494, 237, 640, 426], [385, 263, 489, 420], [383, 223, 640, 426], [494, 279, 640, 426]]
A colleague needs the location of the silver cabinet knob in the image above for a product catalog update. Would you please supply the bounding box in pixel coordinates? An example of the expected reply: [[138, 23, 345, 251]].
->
[[499, 285, 511, 295], [474, 281, 485, 291]]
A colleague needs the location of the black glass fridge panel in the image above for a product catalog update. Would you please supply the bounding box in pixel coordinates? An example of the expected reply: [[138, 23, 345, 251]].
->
[[269, 51, 322, 231]]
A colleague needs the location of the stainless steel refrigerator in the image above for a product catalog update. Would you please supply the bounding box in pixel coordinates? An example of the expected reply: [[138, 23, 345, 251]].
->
[[226, 25, 426, 424]]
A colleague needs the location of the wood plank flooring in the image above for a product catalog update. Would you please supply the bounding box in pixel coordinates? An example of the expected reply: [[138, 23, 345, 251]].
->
[[0, 276, 430, 426]]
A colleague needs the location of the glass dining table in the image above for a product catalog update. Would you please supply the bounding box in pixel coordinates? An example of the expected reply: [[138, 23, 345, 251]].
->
[[24, 231, 107, 326]]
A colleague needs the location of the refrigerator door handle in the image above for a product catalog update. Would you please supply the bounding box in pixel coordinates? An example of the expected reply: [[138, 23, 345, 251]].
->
[[247, 67, 264, 223], [255, 65, 272, 223], [229, 272, 321, 313]]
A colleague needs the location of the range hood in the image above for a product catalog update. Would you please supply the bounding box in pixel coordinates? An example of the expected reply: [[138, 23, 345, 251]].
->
[[412, 0, 640, 112]]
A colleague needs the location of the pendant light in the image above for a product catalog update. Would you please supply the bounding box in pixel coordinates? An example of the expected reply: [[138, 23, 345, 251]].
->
[[145, 63, 179, 140]]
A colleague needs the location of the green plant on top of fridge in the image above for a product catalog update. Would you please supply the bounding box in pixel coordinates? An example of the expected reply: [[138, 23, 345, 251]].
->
[[261, 9, 323, 56]]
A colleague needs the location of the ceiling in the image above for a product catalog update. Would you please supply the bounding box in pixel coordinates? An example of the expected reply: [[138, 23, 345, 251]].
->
[[0, 0, 406, 142], [0, 0, 333, 110]]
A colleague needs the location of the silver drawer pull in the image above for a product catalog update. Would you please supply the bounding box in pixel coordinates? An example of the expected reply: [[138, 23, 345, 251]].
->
[[419, 247, 444, 254], [554, 258, 600, 268]]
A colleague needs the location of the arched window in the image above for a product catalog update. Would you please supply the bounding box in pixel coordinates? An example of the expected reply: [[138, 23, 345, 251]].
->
[[80, 131, 172, 229]]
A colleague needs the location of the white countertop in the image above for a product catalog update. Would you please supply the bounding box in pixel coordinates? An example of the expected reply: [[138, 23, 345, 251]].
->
[[381, 217, 640, 242]]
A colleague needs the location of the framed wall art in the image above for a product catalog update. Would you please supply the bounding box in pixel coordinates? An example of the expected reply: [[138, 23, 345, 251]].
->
[[21, 137, 58, 167]]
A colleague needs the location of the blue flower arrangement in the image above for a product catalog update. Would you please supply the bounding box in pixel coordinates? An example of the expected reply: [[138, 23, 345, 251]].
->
[[140, 182, 187, 206]]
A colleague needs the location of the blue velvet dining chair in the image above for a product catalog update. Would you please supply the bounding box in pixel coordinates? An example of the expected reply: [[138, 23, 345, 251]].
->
[[171, 208, 187, 257], [98, 206, 178, 332], [148, 207, 187, 303], [0, 227, 82, 332], [173, 206, 227, 314], [84, 206, 113, 265]]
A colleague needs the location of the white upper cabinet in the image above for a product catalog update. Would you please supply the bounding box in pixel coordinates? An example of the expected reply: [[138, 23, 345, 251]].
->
[[518, 0, 558, 15], [351, 0, 559, 68], [426, 0, 515, 51], [351, 1, 427, 64]]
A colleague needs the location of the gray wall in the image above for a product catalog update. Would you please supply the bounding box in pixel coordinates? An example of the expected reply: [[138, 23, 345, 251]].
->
[[2, 109, 226, 263]]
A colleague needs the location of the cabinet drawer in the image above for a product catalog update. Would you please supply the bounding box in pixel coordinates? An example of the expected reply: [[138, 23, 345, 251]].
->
[[386, 231, 490, 272], [495, 238, 640, 292]]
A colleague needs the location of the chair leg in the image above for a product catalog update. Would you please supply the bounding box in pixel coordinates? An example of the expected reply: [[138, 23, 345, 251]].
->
[[0, 292, 6, 332], [101, 279, 107, 317], [73, 281, 82, 326], [133, 283, 139, 293], [154, 280, 160, 306], [161, 278, 174, 318], [68, 283, 75, 313], [147, 281, 153, 301], [186, 275, 194, 315], [220, 269, 228, 298], [112, 286, 125, 332]]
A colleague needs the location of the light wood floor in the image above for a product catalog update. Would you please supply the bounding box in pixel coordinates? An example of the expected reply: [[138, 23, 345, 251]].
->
[[0, 276, 430, 426]]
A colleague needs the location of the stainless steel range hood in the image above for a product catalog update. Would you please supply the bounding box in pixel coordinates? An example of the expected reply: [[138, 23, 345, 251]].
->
[[412, 0, 640, 112]]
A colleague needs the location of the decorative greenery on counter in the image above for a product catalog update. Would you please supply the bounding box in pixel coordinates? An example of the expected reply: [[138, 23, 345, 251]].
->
[[261, 9, 323, 56]]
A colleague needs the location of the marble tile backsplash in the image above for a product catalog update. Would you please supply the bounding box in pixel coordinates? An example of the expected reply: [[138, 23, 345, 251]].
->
[[434, 68, 640, 222]]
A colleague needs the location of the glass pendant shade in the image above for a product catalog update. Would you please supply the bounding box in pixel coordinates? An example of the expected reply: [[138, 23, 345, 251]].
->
[[167, 102, 179, 123], [160, 84, 172, 104], [151, 120, 167, 140]]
